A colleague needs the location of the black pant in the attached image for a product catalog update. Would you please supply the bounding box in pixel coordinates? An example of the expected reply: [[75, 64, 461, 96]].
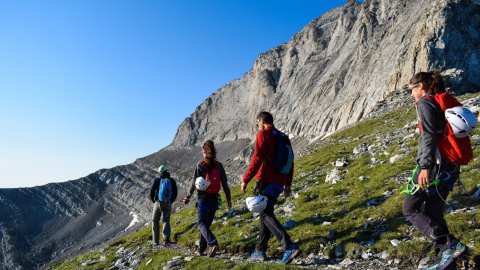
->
[[403, 161, 459, 258], [256, 195, 293, 252], [197, 207, 217, 253]]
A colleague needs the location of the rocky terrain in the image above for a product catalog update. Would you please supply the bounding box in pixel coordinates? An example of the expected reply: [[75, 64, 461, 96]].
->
[[50, 92, 480, 270], [1, 0, 480, 269]]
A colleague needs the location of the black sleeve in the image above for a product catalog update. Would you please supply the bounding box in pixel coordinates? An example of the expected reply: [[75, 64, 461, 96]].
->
[[218, 163, 231, 202], [416, 98, 443, 168], [149, 178, 159, 203], [170, 178, 178, 203], [186, 162, 202, 199]]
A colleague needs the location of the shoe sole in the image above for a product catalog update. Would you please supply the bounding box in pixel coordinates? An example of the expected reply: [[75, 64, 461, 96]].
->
[[282, 249, 301, 265], [208, 245, 218, 257], [453, 246, 467, 259]]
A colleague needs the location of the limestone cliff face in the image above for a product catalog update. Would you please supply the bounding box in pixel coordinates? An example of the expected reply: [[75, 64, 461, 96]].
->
[[171, 0, 480, 148], [1, 1, 479, 269]]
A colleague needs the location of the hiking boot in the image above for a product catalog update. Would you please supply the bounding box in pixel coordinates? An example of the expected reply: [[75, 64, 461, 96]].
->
[[278, 244, 300, 265], [452, 241, 467, 259], [249, 251, 266, 261], [164, 238, 172, 244], [420, 247, 455, 270], [207, 245, 219, 257]]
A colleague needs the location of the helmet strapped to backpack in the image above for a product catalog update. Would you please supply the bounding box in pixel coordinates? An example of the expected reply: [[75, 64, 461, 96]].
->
[[246, 195, 268, 212], [195, 176, 210, 191], [445, 106, 478, 138], [423, 93, 475, 165]]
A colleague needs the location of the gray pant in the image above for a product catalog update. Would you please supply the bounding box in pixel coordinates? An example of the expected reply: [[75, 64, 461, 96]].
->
[[256, 195, 293, 252], [152, 201, 171, 243]]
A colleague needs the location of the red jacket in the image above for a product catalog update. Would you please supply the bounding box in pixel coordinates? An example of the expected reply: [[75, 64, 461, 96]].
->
[[242, 125, 294, 187]]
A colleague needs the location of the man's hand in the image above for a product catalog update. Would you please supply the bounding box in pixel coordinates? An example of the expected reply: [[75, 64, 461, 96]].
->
[[284, 186, 292, 197], [180, 197, 190, 204], [418, 169, 430, 188], [241, 181, 247, 193]]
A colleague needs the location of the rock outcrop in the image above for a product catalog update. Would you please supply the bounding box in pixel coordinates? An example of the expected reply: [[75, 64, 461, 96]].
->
[[1, 0, 479, 269], [171, 0, 480, 147]]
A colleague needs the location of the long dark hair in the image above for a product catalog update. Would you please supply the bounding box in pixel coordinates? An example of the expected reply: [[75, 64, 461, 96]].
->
[[202, 140, 217, 169], [409, 70, 446, 95]]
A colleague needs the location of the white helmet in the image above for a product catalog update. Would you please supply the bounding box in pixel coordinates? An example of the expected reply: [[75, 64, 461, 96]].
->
[[195, 177, 210, 191], [445, 106, 478, 138], [245, 195, 268, 213]]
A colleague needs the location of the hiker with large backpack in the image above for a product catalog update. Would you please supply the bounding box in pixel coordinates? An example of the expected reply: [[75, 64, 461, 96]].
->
[[402, 71, 476, 270], [149, 165, 178, 245], [241, 111, 300, 264], [180, 140, 232, 257]]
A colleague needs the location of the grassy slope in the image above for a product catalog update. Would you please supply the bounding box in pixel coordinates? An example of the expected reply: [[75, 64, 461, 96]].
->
[[53, 93, 480, 269]]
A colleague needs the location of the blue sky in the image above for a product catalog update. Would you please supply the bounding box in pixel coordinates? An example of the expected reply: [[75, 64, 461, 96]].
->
[[0, 0, 347, 188]]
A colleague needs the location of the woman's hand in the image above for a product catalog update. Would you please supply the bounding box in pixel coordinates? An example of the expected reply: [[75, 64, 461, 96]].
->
[[180, 197, 190, 204], [418, 169, 430, 188]]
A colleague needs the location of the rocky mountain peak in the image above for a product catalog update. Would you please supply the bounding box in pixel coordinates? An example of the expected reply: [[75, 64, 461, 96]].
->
[[170, 0, 480, 148]]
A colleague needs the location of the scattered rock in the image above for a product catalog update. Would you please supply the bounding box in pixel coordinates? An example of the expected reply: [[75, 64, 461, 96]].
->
[[417, 256, 431, 269], [339, 258, 354, 266], [389, 154, 404, 163], [325, 168, 343, 184], [390, 239, 400, 247], [334, 157, 349, 167], [164, 256, 184, 270], [81, 260, 97, 266], [353, 143, 369, 155], [376, 251, 389, 260], [361, 252, 371, 259]]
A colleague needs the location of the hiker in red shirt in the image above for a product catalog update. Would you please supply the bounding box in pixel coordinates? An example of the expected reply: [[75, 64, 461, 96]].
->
[[241, 111, 300, 264]]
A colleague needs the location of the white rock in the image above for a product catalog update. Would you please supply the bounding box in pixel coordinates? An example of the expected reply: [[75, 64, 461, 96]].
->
[[389, 154, 404, 163], [390, 239, 400, 247], [339, 258, 354, 266]]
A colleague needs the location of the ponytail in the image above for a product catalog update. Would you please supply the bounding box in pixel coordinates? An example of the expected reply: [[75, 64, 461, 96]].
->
[[202, 140, 217, 169], [430, 70, 446, 94]]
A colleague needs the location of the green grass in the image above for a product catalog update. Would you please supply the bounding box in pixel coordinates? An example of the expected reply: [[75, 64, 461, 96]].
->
[[53, 93, 480, 269]]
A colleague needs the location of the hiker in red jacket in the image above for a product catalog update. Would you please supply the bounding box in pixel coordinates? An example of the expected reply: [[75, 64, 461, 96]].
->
[[403, 71, 467, 270], [241, 111, 300, 264]]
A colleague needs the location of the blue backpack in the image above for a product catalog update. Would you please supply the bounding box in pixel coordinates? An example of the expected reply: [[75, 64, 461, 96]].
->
[[270, 129, 294, 174], [158, 178, 172, 202]]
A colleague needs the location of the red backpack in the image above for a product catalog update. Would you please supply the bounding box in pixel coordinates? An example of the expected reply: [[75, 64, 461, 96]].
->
[[204, 162, 221, 194], [424, 93, 474, 165]]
